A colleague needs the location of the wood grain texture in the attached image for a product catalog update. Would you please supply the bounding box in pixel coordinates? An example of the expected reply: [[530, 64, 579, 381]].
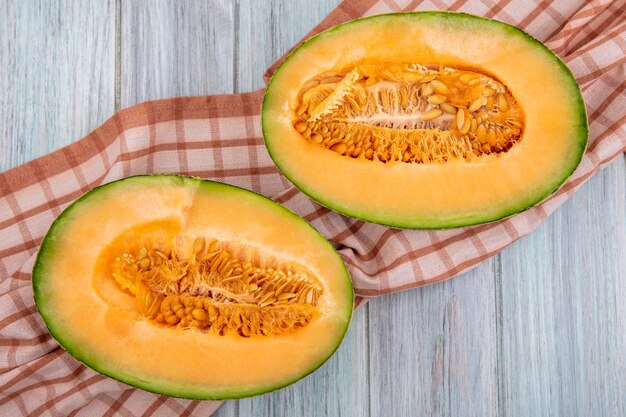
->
[[0, 0, 115, 172], [120, 0, 236, 106], [368, 263, 498, 417], [497, 157, 626, 417], [235, 0, 339, 93], [3, 1, 625, 416]]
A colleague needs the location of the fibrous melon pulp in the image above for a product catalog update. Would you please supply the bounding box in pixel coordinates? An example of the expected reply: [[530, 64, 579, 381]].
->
[[33, 175, 353, 399], [262, 12, 588, 228]]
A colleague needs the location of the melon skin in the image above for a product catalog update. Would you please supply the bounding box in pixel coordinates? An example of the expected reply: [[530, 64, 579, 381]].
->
[[33, 175, 354, 400], [262, 12, 588, 229]]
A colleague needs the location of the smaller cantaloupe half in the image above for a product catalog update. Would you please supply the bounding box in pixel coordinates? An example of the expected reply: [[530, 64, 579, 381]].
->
[[33, 175, 353, 399], [261, 12, 588, 228]]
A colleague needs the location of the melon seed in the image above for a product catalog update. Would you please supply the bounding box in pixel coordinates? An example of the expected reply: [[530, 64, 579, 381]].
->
[[192, 308, 208, 321], [331, 143, 347, 154], [295, 122, 307, 133], [292, 63, 523, 163], [427, 95, 447, 105], [111, 238, 323, 337], [487, 129, 498, 147], [431, 80, 450, 95], [455, 108, 465, 130], [497, 93, 509, 111], [440, 103, 457, 114], [421, 108, 443, 121]]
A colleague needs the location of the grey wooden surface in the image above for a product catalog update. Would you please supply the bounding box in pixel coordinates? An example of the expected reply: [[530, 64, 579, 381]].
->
[[1, 1, 625, 416]]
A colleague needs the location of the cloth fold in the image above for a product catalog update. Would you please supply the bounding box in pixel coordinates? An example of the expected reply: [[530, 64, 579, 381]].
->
[[1, 0, 625, 415]]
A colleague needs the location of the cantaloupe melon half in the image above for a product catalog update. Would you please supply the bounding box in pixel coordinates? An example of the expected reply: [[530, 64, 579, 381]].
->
[[262, 12, 588, 228], [33, 175, 353, 399]]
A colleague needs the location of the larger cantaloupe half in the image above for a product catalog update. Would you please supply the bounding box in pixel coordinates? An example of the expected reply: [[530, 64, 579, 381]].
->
[[262, 12, 588, 228], [33, 175, 353, 399]]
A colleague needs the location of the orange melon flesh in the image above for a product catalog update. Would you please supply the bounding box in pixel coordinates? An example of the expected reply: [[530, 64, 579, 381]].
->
[[33, 175, 353, 399], [262, 12, 587, 228]]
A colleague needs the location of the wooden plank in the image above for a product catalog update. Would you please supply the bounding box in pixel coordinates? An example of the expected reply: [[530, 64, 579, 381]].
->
[[120, 0, 236, 106], [0, 0, 115, 171], [498, 157, 626, 416], [368, 263, 499, 417], [235, 0, 340, 93]]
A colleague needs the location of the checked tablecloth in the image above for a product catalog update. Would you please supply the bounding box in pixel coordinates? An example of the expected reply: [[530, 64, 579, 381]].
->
[[1, 0, 625, 415]]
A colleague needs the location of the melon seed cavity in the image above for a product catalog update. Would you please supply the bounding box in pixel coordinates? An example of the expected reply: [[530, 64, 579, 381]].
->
[[112, 237, 322, 337], [293, 63, 525, 163]]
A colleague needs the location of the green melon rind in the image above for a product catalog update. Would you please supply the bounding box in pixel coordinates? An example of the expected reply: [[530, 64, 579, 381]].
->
[[262, 11, 588, 229], [33, 174, 354, 400]]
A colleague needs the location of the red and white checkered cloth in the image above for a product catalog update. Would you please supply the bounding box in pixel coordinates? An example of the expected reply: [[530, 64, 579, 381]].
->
[[1, 0, 625, 415]]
